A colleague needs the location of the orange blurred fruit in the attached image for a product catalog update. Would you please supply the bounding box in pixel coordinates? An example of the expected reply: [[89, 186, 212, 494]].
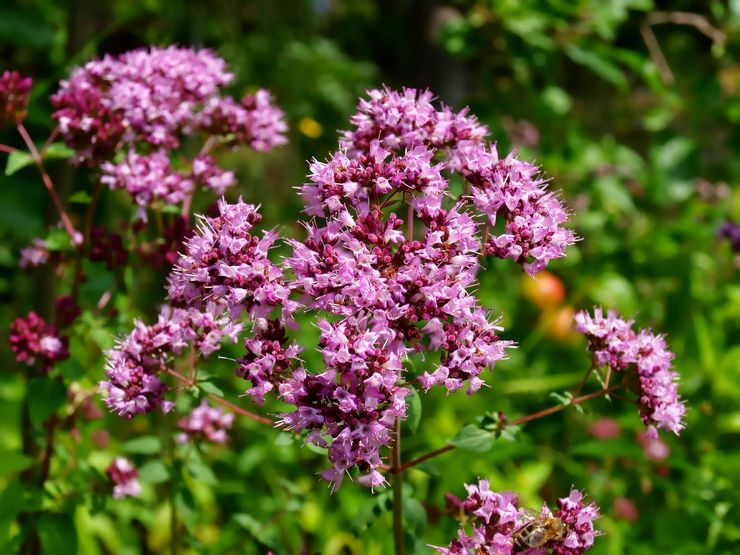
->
[[521, 271, 565, 308]]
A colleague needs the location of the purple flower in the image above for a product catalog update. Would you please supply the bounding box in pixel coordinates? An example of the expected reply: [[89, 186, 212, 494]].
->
[[197, 89, 287, 151], [276, 318, 409, 491], [575, 308, 686, 436], [0, 70, 32, 127], [339, 86, 488, 157], [436, 481, 600, 555], [107, 457, 141, 499], [100, 150, 193, 219], [89, 226, 128, 269], [100, 304, 241, 418], [192, 154, 236, 195], [55, 295, 81, 328], [717, 221, 740, 253], [177, 400, 234, 444], [237, 319, 302, 405], [9, 312, 69, 371], [300, 142, 447, 217], [19, 238, 50, 269], [168, 198, 294, 322], [461, 145, 576, 275]]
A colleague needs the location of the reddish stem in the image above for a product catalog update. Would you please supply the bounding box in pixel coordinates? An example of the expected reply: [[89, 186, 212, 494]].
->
[[16, 124, 80, 243], [165, 368, 274, 426], [397, 384, 624, 473], [0, 143, 18, 154]]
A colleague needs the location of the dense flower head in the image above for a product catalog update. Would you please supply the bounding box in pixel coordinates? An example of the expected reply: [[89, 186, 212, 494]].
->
[[9, 312, 69, 371], [89, 226, 128, 269], [301, 142, 447, 216], [55, 295, 81, 328], [277, 318, 410, 491], [168, 198, 294, 321], [460, 145, 576, 275], [100, 304, 241, 418], [107, 457, 141, 499], [237, 319, 303, 405], [197, 89, 287, 151], [100, 150, 193, 218], [192, 153, 236, 195], [177, 400, 234, 444], [51, 46, 285, 165], [19, 238, 50, 269], [437, 481, 600, 554], [576, 308, 686, 436], [0, 70, 32, 127], [339, 86, 488, 157]]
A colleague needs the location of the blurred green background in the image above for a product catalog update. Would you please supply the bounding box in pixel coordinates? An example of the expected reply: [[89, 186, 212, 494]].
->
[[1, 0, 739, 554]]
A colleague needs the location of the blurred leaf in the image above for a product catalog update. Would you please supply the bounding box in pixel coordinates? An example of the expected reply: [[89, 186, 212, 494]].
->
[[28, 378, 66, 426], [406, 387, 421, 434], [38, 513, 77, 555], [42, 143, 75, 160], [5, 151, 33, 176], [122, 436, 161, 454], [449, 425, 494, 452], [0, 450, 32, 477], [138, 460, 170, 484], [198, 380, 225, 397], [565, 44, 627, 87], [68, 191, 92, 204]]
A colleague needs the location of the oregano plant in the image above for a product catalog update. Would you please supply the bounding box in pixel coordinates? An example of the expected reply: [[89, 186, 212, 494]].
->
[[2, 47, 686, 555]]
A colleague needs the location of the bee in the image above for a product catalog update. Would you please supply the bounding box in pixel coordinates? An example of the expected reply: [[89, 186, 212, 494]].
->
[[512, 511, 568, 550]]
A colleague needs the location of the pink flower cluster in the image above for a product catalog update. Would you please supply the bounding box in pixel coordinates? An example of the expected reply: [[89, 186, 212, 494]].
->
[[19, 238, 51, 269], [102, 87, 577, 491], [177, 400, 234, 444], [107, 457, 141, 499], [99, 304, 241, 418], [575, 308, 686, 436], [339, 86, 488, 157], [460, 145, 576, 275], [101, 150, 193, 219], [168, 198, 295, 321], [51, 46, 286, 215], [0, 70, 32, 127], [9, 312, 69, 371], [278, 318, 410, 491], [438, 480, 599, 555]]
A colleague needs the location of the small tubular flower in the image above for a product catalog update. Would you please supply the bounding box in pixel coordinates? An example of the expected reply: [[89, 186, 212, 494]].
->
[[339, 86, 488, 157], [168, 198, 293, 321], [576, 307, 686, 436], [461, 145, 576, 275], [177, 400, 234, 444], [277, 318, 410, 491], [19, 238, 50, 269], [107, 457, 141, 499], [9, 312, 69, 371], [437, 481, 600, 555], [99, 305, 241, 418], [100, 150, 193, 218], [0, 70, 32, 127]]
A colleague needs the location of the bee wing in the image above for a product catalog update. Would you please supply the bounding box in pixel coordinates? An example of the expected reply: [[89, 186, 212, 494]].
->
[[514, 508, 542, 532]]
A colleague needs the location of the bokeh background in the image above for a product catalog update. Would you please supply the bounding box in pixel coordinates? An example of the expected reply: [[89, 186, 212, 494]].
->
[[1, 1, 738, 554]]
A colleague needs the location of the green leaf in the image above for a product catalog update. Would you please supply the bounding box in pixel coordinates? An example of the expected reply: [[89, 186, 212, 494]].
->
[[68, 191, 92, 205], [44, 228, 73, 251], [5, 150, 33, 176], [28, 378, 66, 426], [122, 436, 161, 455], [42, 143, 75, 160], [449, 425, 495, 452], [0, 450, 33, 477], [403, 497, 427, 531], [198, 380, 225, 397], [566, 44, 627, 88], [405, 387, 421, 434], [187, 457, 217, 485], [138, 460, 170, 484], [38, 513, 77, 555]]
